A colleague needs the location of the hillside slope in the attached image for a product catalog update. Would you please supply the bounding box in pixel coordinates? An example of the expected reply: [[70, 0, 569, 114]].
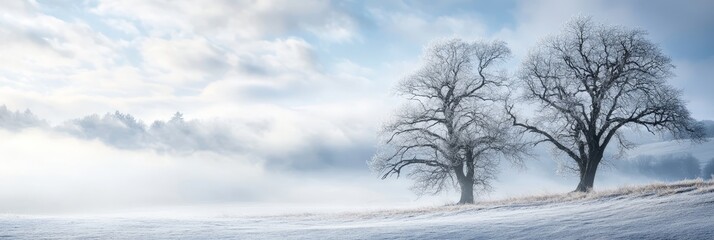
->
[[2, 180, 713, 239]]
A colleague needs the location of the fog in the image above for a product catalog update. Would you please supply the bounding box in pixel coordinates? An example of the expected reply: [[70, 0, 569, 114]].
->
[[0, 128, 425, 214], [1, 106, 711, 214]]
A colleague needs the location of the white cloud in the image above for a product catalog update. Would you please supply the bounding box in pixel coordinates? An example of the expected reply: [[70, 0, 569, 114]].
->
[[93, 0, 359, 42], [199, 37, 386, 104], [103, 18, 140, 36], [370, 9, 489, 44], [140, 37, 231, 84], [0, 0, 382, 125], [0, 4, 119, 75], [0, 2, 164, 120], [307, 13, 360, 43]]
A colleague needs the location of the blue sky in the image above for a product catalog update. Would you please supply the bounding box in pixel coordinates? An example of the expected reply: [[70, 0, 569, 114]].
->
[[2, 0, 713, 121], [0, 0, 713, 212]]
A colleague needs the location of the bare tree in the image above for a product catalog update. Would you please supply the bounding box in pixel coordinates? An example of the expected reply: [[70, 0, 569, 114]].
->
[[508, 17, 705, 192], [370, 38, 525, 204]]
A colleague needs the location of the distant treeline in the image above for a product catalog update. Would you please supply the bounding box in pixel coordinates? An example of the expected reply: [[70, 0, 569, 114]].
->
[[617, 154, 714, 180]]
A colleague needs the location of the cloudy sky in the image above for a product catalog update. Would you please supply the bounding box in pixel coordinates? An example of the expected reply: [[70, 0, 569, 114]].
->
[[1, 0, 713, 213]]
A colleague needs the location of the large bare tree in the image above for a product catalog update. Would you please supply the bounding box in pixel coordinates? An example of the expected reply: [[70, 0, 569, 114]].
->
[[370, 39, 525, 204], [508, 17, 705, 192]]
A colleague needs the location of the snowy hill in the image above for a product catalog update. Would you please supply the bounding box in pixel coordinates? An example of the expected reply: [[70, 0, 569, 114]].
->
[[2, 180, 713, 239]]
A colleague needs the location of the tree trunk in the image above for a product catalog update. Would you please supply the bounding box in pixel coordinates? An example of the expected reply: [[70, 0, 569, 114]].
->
[[458, 178, 474, 204], [575, 158, 600, 192], [575, 169, 595, 192]]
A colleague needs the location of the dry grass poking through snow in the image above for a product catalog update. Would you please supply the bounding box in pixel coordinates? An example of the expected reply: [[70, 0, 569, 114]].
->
[[485, 178, 714, 206], [340, 179, 714, 219]]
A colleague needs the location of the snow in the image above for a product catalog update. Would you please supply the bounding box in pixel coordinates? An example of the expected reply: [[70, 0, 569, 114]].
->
[[2, 180, 713, 239]]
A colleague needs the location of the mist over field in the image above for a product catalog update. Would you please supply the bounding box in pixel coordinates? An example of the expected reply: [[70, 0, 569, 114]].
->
[[1, 106, 712, 214], [1, 0, 713, 239]]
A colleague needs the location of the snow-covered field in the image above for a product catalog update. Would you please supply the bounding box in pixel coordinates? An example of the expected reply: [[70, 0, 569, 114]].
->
[[2, 180, 713, 239]]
